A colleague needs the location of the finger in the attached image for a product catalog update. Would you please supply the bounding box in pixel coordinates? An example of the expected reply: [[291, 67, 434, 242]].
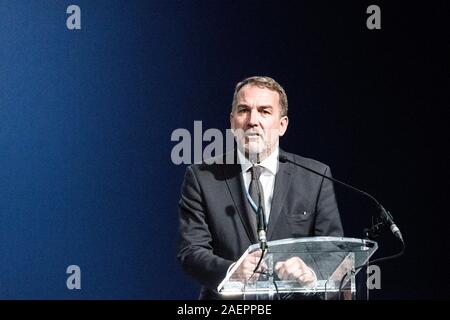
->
[[291, 268, 305, 281], [276, 265, 288, 280], [286, 263, 307, 277], [248, 255, 262, 265], [260, 261, 269, 271], [298, 273, 315, 284], [274, 261, 282, 271], [245, 252, 262, 265], [277, 262, 306, 281], [286, 258, 311, 279], [285, 256, 307, 269], [283, 257, 297, 268], [249, 250, 263, 257], [283, 267, 301, 281]]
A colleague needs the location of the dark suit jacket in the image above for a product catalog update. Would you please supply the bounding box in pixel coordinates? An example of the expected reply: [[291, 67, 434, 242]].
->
[[177, 149, 343, 299]]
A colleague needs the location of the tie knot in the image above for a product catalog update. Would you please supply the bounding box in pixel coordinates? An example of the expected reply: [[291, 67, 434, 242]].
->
[[249, 165, 262, 180]]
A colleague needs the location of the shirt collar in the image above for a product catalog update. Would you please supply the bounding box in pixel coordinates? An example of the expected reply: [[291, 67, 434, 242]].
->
[[237, 147, 279, 176]]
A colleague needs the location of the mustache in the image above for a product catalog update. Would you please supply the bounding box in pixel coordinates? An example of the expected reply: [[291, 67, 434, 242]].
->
[[243, 130, 263, 137], [232, 128, 275, 140]]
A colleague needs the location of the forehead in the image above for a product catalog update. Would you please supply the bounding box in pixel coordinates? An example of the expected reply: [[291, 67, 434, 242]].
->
[[236, 84, 280, 107]]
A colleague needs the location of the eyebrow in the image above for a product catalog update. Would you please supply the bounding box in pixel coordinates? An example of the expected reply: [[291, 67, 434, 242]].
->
[[258, 106, 273, 109], [236, 104, 273, 109]]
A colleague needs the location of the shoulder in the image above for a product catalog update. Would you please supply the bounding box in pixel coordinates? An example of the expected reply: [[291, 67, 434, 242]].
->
[[183, 150, 237, 179], [280, 149, 330, 173]]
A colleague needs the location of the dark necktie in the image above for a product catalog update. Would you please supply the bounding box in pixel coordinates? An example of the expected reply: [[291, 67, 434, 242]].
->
[[248, 165, 265, 215]]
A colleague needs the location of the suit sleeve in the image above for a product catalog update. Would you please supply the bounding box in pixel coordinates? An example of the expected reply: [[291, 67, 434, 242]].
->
[[177, 165, 234, 290], [314, 166, 344, 237]]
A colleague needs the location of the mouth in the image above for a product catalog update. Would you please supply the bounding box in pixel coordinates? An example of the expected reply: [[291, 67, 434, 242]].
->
[[244, 131, 261, 138]]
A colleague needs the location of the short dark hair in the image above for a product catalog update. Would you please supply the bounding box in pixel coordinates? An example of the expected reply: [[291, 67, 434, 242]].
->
[[232, 76, 288, 117]]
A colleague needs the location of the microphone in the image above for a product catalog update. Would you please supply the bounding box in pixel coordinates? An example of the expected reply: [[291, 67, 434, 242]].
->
[[279, 155, 404, 243], [255, 169, 268, 250], [379, 206, 402, 241]]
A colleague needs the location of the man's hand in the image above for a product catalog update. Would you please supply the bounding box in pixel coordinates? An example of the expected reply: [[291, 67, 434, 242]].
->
[[231, 250, 267, 282], [274, 257, 316, 285]]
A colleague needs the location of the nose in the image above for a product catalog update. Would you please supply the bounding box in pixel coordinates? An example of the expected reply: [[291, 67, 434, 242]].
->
[[247, 108, 259, 127]]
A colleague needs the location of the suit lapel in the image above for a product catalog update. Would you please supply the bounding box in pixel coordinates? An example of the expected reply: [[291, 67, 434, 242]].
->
[[267, 150, 294, 240], [223, 163, 258, 244]]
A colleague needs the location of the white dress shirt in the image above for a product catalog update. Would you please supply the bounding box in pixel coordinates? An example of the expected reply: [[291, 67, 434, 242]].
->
[[237, 147, 279, 225]]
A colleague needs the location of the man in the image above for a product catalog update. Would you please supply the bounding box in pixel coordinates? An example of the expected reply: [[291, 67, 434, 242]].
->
[[178, 76, 343, 299]]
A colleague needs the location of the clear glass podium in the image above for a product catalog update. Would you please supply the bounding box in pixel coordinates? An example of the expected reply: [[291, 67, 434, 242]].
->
[[217, 236, 378, 300]]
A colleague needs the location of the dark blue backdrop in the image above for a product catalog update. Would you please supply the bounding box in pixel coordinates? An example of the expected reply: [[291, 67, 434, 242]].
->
[[0, 1, 448, 299]]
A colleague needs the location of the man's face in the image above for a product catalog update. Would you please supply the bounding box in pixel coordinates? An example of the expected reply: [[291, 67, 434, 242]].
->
[[230, 84, 288, 160]]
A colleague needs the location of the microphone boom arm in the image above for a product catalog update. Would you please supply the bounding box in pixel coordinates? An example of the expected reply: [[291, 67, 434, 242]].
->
[[279, 155, 404, 243]]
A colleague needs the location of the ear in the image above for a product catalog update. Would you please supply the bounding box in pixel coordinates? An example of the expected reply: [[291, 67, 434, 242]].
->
[[279, 116, 289, 136], [230, 112, 234, 129]]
